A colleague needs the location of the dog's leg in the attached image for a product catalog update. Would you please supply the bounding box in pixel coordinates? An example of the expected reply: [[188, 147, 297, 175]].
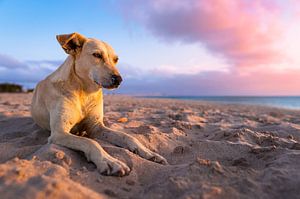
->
[[49, 133, 130, 176], [48, 109, 130, 176], [90, 125, 168, 165]]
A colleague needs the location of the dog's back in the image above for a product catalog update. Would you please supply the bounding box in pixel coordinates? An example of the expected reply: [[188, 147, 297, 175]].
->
[[31, 79, 52, 130]]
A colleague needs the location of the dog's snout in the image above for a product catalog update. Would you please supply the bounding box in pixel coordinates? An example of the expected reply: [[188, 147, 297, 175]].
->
[[111, 75, 122, 86]]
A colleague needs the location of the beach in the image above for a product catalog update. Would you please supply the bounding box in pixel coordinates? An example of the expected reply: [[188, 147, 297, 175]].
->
[[0, 93, 300, 199]]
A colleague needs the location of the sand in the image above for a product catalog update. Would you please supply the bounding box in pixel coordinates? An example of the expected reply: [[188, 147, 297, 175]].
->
[[0, 93, 300, 199]]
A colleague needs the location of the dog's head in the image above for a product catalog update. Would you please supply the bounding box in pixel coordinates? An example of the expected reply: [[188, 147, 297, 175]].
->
[[56, 32, 122, 89]]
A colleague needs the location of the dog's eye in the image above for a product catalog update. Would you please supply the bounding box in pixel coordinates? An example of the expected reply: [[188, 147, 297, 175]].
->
[[93, 53, 103, 59]]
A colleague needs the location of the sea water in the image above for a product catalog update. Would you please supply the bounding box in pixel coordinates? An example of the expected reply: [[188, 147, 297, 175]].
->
[[144, 96, 300, 110]]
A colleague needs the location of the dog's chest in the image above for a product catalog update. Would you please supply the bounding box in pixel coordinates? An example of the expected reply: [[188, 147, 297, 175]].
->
[[77, 91, 102, 116]]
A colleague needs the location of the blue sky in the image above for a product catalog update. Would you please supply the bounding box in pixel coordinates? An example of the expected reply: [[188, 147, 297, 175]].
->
[[1, 0, 300, 95], [0, 0, 212, 67], [0, 0, 130, 60]]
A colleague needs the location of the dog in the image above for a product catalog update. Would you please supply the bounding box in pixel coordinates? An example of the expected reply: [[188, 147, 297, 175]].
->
[[31, 32, 167, 176]]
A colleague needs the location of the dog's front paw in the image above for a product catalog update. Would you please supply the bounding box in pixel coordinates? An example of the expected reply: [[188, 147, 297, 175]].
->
[[131, 145, 168, 165], [97, 157, 130, 176], [147, 151, 168, 165]]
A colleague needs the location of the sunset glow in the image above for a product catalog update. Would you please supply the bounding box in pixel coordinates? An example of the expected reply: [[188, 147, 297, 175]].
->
[[0, 0, 300, 95]]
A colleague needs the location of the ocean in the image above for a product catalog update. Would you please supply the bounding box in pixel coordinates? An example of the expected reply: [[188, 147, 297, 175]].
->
[[143, 96, 300, 110]]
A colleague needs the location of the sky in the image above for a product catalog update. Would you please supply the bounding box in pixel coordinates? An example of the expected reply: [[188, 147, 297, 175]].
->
[[0, 0, 300, 95]]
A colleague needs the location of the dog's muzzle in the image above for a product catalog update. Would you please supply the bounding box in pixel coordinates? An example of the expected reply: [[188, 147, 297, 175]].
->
[[111, 75, 122, 86]]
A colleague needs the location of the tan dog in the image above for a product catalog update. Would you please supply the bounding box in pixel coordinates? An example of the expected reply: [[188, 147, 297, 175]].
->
[[31, 33, 167, 176]]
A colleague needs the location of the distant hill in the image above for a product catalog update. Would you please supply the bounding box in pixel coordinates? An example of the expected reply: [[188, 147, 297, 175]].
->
[[0, 83, 23, 93]]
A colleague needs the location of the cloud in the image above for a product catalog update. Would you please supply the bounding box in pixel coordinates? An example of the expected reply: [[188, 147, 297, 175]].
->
[[117, 0, 300, 68], [0, 54, 28, 69], [118, 68, 300, 96], [111, 0, 300, 95], [26, 60, 63, 68], [0, 54, 58, 87]]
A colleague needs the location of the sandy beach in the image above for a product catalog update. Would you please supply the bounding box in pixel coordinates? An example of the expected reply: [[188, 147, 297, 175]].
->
[[0, 93, 300, 199]]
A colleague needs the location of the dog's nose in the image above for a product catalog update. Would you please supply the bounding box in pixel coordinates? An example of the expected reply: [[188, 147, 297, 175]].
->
[[111, 75, 122, 85]]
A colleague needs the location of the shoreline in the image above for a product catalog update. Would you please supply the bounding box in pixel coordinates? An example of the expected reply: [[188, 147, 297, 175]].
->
[[140, 95, 300, 111]]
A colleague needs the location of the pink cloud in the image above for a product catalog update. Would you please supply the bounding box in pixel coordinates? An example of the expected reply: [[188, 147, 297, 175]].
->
[[118, 0, 299, 68], [120, 69, 300, 95]]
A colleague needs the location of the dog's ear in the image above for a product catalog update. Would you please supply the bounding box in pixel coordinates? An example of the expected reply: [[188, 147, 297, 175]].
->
[[56, 32, 87, 55]]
